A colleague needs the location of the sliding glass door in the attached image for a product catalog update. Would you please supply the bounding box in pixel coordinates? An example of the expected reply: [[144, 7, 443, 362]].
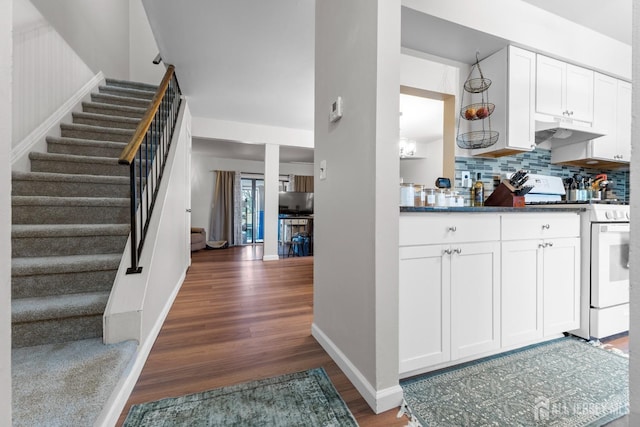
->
[[241, 178, 264, 244]]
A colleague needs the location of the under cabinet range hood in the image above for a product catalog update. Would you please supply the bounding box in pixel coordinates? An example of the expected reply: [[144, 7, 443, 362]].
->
[[534, 120, 605, 146]]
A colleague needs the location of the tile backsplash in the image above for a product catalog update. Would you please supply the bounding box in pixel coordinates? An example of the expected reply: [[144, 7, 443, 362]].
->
[[455, 149, 629, 202]]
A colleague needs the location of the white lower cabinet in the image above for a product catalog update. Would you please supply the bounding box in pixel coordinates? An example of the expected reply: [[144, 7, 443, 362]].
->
[[501, 240, 542, 346], [450, 241, 501, 360], [542, 237, 580, 334], [399, 245, 451, 373], [399, 238, 500, 375], [399, 212, 580, 376], [501, 237, 580, 347]]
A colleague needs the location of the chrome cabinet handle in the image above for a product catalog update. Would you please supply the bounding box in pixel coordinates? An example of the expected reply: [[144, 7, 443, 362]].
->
[[538, 243, 546, 249], [448, 226, 457, 232], [546, 242, 554, 247], [453, 248, 462, 254], [542, 224, 550, 230], [443, 249, 452, 255]]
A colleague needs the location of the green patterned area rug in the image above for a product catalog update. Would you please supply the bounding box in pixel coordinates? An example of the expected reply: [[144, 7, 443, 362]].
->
[[123, 367, 358, 426], [401, 338, 628, 426]]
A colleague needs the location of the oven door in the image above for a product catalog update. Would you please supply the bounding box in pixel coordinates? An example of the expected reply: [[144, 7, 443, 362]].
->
[[591, 222, 630, 308]]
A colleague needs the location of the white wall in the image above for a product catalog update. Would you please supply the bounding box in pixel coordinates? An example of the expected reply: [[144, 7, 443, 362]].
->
[[0, 0, 12, 423], [629, 3, 640, 422], [190, 150, 313, 241], [314, 0, 402, 413], [402, 0, 631, 80], [30, 0, 130, 79], [400, 147, 442, 188], [129, 0, 165, 85], [12, 0, 95, 147]]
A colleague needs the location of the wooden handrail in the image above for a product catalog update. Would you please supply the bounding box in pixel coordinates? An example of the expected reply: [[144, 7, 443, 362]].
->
[[118, 65, 176, 165]]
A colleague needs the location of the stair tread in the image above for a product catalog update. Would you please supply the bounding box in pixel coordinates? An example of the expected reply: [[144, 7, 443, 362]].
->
[[12, 195, 129, 206], [12, 291, 110, 323], [47, 135, 128, 149], [12, 223, 129, 238], [60, 122, 135, 136], [12, 171, 129, 184], [91, 93, 151, 106], [29, 151, 124, 165], [72, 111, 141, 125], [12, 253, 122, 275], [105, 78, 158, 92], [99, 85, 155, 99], [82, 101, 147, 114]]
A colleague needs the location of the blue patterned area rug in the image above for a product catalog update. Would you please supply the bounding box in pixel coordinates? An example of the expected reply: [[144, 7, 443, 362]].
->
[[401, 338, 628, 426], [123, 367, 358, 426]]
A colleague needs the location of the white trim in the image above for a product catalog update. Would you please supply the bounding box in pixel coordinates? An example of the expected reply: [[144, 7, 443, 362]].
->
[[262, 254, 280, 261], [94, 270, 186, 427], [11, 71, 104, 168], [311, 323, 404, 414]]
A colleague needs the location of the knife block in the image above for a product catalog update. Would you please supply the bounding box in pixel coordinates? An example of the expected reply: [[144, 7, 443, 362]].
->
[[484, 181, 525, 207]]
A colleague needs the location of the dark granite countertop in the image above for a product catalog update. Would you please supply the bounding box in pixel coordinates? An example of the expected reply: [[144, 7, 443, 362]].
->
[[400, 206, 586, 213]]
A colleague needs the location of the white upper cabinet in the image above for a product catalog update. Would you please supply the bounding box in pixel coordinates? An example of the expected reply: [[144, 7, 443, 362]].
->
[[472, 46, 536, 157], [551, 73, 631, 167], [536, 55, 594, 123], [615, 80, 632, 162]]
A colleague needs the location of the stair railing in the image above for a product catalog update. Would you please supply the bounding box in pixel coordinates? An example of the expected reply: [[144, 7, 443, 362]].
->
[[118, 65, 182, 274]]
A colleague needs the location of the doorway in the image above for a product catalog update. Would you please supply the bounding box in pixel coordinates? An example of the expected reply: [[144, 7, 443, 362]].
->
[[400, 86, 456, 187], [241, 178, 264, 244]]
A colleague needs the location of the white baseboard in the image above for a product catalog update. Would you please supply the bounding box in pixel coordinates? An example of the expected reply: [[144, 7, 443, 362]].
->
[[262, 254, 280, 261], [311, 323, 404, 414], [95, 270, 186, 427], [11, 71, 105, 171]]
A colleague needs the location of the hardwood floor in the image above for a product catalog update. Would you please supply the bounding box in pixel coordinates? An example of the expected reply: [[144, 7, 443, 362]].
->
[[117, 246, 405, 426], [117, 245, 630, 425]]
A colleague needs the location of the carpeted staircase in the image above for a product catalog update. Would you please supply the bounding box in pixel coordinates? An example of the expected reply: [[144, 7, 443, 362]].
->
[[11, 78, 158, 348]]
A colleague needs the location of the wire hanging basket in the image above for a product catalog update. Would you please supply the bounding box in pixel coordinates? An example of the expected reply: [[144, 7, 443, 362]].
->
[[457, 53, 499, 150]]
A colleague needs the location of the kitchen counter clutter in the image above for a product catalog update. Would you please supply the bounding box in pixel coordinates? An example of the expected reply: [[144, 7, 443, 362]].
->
[[399, 211, 581, 377], [400, 205, 585, 213]]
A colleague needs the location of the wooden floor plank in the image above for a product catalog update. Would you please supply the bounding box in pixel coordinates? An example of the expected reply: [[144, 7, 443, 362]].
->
[[117, 247, 405, 426]]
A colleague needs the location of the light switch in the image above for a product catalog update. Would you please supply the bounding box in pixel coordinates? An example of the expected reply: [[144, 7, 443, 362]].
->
[[319, 160, 327, 180]]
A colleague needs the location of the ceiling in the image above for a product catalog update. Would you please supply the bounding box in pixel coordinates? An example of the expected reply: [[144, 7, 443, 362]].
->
[[143, 0, 630, 164]]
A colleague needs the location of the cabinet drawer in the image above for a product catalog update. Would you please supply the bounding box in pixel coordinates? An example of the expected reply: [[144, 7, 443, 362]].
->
[[400, 214, 500, 246], [502, 213, 580, 240]]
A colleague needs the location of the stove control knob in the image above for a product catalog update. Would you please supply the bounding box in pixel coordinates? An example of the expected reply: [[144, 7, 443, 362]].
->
[[605, 211, 614, 220]]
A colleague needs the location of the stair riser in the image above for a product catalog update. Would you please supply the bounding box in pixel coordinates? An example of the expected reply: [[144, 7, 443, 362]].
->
[[12, 179, 130, 198], [12, 235, 128, 258], [61, 128, 132, 143], [73, 115, 140, 130], [91, 93, 150, 109], [99, 86, 155, 100], [48, 141, 126, 158], [30, 158, 129, 177], [12, 270, 117, 299], [12, 205, 129, 225], [105, 79, 158, 92], [11, 270, 117, 298], [82, 103, 145, 119], [12, 315, 103, 348]]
